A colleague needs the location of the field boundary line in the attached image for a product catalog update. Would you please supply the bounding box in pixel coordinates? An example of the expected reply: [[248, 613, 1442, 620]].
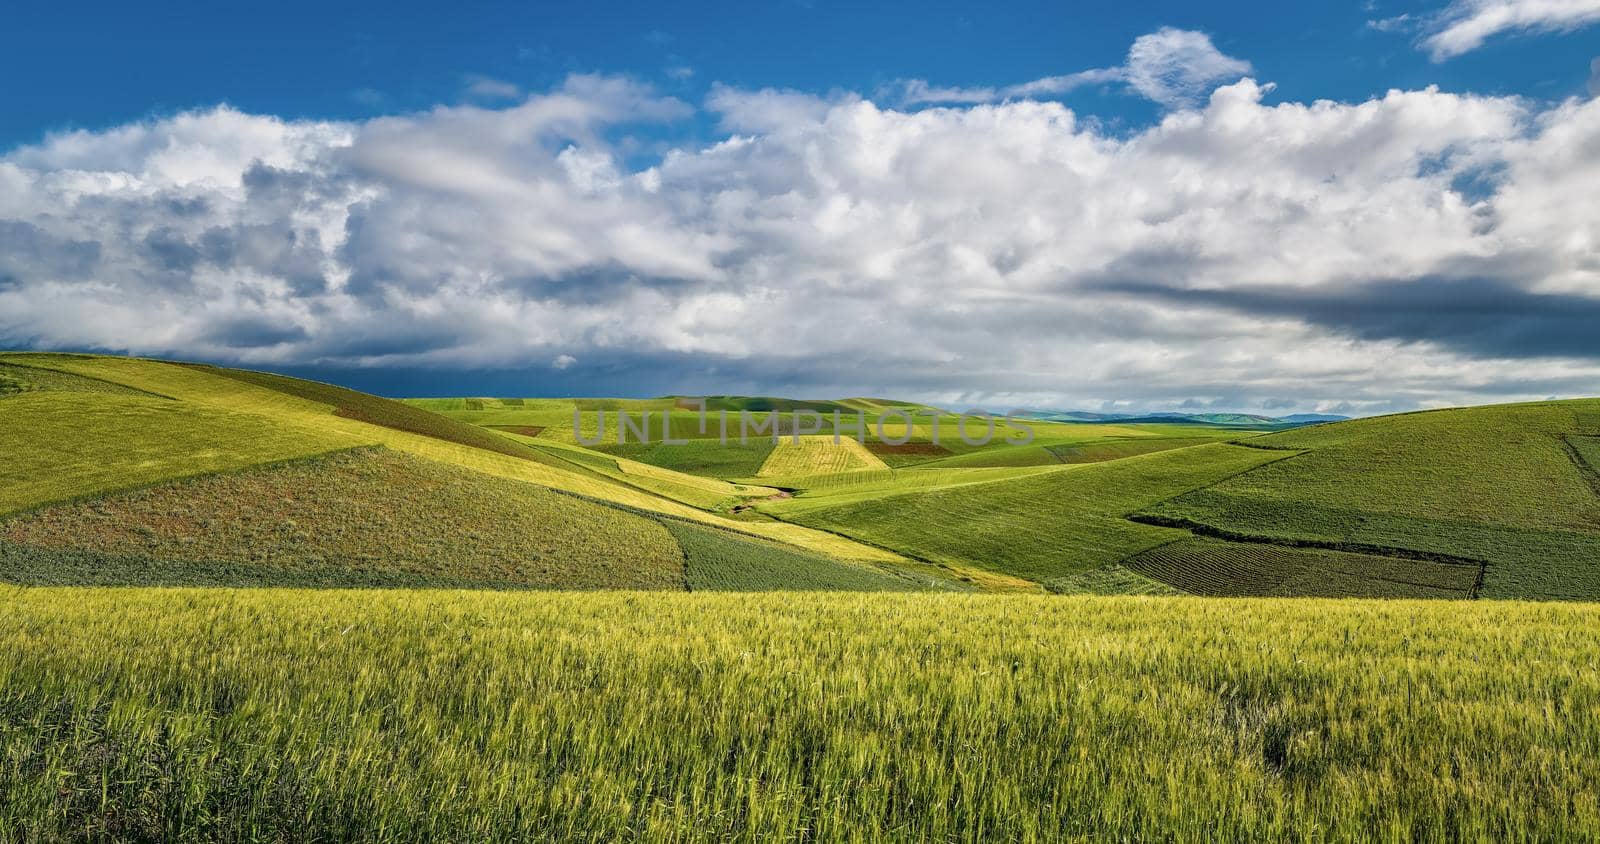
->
[[1125, 513, 1487, 568]]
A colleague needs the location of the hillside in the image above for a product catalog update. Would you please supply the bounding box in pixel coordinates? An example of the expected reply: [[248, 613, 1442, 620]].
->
[[754, 399, 1600, 600], [4, 353, 1599, 599], [0, 353, 939, 592]]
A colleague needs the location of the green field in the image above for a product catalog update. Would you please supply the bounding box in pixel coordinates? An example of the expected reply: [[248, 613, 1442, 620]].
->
[[763, 444, 1292, 582], [3, 589, 1597, 841], [1124, 537, 1480, 598], [6, 352, 1600, 839], [7, 352, 1600, 599], [0, 350, 928, 581]]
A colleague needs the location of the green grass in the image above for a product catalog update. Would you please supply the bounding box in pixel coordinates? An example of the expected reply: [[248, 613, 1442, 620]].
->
[[0, 354, 906, 565], [1047, 436, 1238, 463], [3, 589, 1599, 841], [0, 541, 572, 590], [0, 391, 355, 516], [593, 439, 776, 478], [1567, 435, 1600, 494], [768, 444, 1289, 583], [1, 448, 686, 590], [1124, 537, 1479, 598], [907, 433, 1240, 470], [0, 361, 165, 398], [1136, 400, 1600, 600], [191, 364, 550, 464], [665, 521, 934, 592]]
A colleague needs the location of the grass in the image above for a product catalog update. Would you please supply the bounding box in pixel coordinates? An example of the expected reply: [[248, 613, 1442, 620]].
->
[[0, 361, 164, 398], [594, 440, 777, 479], [0, 448, 687, 590], [907, 434, 1239, 470], [768, 444, 1289, 583], [3, 589, 1599, 841], [665, 521, 934, 592], [0, 392, 354, 516], [1047, 436, 1238, 463], [1136, 400, 1600, 600], [1124, 537, 1479, 598], [0, 541, 573, 590], [190, 364, 549, 464], [1568, 435, 1600, 494], [0, 354, 905, 565], [755, 436, 889, 477], [1042, 564, 1184, 596]]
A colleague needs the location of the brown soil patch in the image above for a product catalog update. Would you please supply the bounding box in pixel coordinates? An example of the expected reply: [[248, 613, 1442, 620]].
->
[[866, 442, 952, 457]]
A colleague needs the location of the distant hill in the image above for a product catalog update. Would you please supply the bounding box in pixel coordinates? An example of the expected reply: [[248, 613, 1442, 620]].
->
[[1278, 413, 1352, 424], [1018, 409, 1350, 427]]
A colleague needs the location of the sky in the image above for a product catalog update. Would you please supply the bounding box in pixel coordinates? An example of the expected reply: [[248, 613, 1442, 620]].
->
[[2, 0, 1599, 414]]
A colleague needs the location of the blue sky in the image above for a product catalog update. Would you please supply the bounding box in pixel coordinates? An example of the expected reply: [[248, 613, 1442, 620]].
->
[[5, 0, 1595, 148], [3, 1, 1599, 411]]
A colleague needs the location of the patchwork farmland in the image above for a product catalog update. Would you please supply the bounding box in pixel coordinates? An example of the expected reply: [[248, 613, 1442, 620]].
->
[[3, 351, 1600, 838]]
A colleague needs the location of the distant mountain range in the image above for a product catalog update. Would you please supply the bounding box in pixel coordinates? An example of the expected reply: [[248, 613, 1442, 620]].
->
[[1016, 410, 1350, 427]]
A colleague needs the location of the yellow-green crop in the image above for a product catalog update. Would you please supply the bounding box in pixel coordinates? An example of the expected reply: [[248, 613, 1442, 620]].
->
[[2, 588, 1596, 842]]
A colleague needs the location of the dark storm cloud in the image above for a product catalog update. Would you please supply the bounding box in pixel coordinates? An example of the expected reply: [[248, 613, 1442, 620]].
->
[[1094, 276, 1600, 361], [197, 317, 310, 349]]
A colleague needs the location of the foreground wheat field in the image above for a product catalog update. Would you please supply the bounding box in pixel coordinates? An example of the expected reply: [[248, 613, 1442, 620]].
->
[[2, 588, 1596, 842]]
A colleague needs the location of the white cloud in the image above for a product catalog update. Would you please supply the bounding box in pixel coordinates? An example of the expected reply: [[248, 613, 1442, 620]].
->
[[552, 354, 576, 370], [463, 75, 522, 101], [1421, 0, 1600, 60], [898, 27, 1249, 110], [4, 47, 1600, 411], [1122, 28, 1254, 107], [1367, 13, 1415, 32]]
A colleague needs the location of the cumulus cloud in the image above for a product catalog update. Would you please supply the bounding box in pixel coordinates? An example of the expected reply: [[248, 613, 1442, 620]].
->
[[3, 48, 1600, 412], [899, 27, 1249, 109], [1421, 0, 1600, 60], [1590, 56, 1600, 96]]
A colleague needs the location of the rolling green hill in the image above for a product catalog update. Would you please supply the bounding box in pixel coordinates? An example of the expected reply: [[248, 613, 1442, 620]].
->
[[4, 352, 1600, 600], [0, 353, 933, 592]]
